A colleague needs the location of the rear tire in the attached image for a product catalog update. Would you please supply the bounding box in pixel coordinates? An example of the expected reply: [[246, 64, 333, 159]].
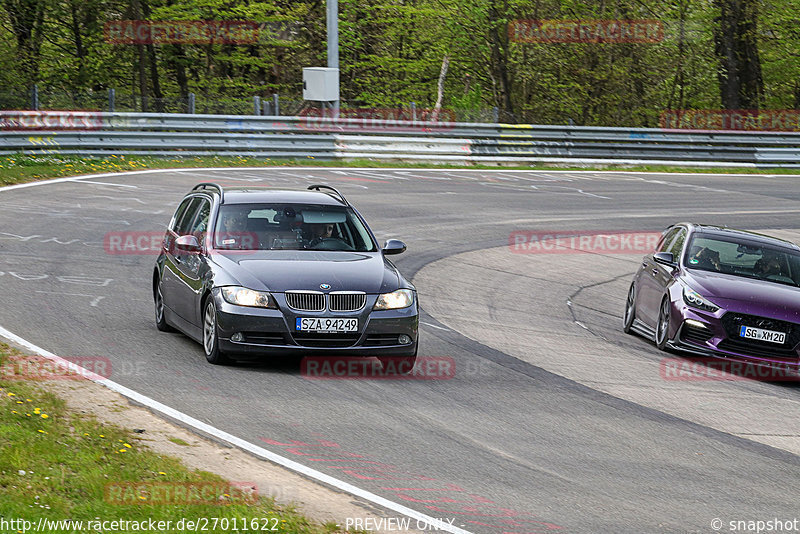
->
[[203, 298, 233, 365], [154, 279, 175, 332], [622, 284, 636, 335], [655, 297, 671, 351]]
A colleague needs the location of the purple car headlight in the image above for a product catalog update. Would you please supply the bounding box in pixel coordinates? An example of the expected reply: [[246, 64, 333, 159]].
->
[[682, 287, 719, 313]]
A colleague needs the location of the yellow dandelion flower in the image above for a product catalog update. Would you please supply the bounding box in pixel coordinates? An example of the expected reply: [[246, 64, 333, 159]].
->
[[33, 408, 41, 414], [158, 471, 166, 475], [7, 392, 15, 397], [37, 430, 46, 434], [119, 448, 127, 453], [123, 443, 131, 448], [40, 414, 49, 419]]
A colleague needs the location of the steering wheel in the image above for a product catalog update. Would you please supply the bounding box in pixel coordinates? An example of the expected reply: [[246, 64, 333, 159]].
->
[[309, 237, 355, 251]]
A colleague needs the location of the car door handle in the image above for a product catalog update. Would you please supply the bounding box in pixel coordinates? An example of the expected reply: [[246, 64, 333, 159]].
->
[[174, 256, 182, 264], [652, 268, 658, 276], [642, 262, 648, 269]]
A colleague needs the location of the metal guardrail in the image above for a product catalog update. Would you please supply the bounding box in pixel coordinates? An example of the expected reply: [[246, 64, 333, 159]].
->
[[2, 111, 800, 167]]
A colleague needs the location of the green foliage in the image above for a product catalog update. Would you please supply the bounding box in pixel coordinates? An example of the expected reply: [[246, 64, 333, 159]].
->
[[0, 0, 798, 125]]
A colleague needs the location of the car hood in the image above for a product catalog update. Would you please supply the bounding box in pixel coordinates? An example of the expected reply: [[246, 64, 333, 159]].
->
[[210, 250, 401, 293], [684, 268, 800, 319]]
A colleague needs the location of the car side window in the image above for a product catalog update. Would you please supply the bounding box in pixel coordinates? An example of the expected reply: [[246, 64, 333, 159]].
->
[[657, 228, 680, 253], [666, 229, 687, 260], [170, 198, 194, 233], [187, 199, 211, 237], [174, 198, 202, 236]]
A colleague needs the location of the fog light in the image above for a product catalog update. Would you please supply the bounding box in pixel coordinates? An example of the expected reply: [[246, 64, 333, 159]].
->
[[685, 319, 707, 329], [231, 332, 244, 342], [398, 334, 412, 345]]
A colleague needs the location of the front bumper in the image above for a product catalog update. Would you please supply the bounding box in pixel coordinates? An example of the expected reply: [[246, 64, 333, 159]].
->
[[669, 304, 800, 372], [213, 291, 418, 358]]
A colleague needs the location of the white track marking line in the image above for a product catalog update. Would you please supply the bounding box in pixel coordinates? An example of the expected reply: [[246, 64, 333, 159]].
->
[[75, 180, 139, 188], [0, 170, 473, 534], [0, 324, 472, 534], [421, 321, 450, 331]]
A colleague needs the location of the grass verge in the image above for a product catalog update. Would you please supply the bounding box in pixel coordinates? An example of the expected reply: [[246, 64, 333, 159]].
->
[[0, 343, 357, 533], [1, 153, 800, 188]]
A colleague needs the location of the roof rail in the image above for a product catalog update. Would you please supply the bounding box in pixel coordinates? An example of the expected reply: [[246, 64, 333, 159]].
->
[[192, 183, 224, 202], [307, 184, 349, 206]]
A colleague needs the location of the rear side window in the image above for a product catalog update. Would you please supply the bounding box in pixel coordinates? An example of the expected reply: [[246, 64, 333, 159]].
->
[[170, 197, 194, 233]]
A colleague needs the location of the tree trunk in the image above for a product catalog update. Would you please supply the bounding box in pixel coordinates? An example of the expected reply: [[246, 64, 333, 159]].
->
[[713, 0, 763, 109], [432, 54, 449, 121]]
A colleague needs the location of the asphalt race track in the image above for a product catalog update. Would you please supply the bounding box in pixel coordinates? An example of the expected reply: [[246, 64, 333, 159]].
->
[[1, 168, 799, 533]]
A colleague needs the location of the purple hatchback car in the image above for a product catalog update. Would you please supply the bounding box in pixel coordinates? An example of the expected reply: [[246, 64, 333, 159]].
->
[[624, 223, 800, 372]]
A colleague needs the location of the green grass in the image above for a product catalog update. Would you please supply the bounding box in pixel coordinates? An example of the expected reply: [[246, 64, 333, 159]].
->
[[168, 437, 192, 447], [1, 153, 799, 188], [0, 344, 360, 533]]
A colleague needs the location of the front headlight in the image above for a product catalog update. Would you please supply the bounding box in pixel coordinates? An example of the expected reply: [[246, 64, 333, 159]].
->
[[373, 289, 415, 310], [221, 287, 276, 308], [682, 287, 719, 312]]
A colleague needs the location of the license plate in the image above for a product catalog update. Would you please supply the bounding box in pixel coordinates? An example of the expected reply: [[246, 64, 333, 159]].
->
[[296, 318, 358, 332], [739, 325, 786, 344]]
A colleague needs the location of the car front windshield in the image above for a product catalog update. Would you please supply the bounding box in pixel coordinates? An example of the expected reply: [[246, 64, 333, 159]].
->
[[213, 203, 377, 252], [684, 234, 800, 287]]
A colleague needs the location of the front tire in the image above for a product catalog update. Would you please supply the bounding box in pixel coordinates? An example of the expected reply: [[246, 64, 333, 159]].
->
[[655, 297, 671, 351], [203, 298, 233, 365], [622, 284, 636, 335], [154, 280, 175, 332]]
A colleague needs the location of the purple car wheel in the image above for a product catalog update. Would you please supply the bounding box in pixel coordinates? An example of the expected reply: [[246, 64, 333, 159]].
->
[[623, 285, 636, 334], [655, 298, 671, 350]]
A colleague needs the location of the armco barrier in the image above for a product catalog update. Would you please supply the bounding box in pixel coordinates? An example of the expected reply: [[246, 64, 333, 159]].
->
[[2, 111, 800, 167]]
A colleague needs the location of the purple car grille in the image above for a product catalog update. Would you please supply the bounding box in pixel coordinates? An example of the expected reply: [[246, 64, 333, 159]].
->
[[720, 312, 800, 359]]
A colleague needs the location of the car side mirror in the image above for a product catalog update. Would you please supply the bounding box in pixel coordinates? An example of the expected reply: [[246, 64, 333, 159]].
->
[[382, 239, 407, 255], [175, 234, 202, 253], [653, 251, 677, 267]]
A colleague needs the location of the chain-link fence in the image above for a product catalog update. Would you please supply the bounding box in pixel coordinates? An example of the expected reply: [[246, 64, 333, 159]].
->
[[0, 86, 508, 122]]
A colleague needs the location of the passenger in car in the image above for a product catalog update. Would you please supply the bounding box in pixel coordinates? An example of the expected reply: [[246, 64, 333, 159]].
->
[[754, 251, 783, 278], [307, 223, 335, 245]]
